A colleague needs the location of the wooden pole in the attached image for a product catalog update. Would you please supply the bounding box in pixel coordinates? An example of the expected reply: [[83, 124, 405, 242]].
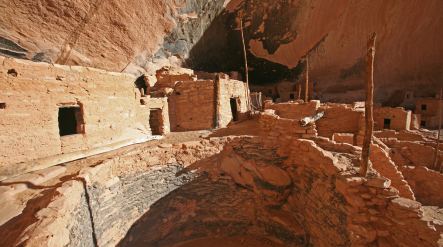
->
[[298, 83, 302, 100], [240, 17, 252, 111], [305, 56, 309, 102], [360, 33, 377, 177], [214, 74, 222, 128], [433, 88, 442, 169]]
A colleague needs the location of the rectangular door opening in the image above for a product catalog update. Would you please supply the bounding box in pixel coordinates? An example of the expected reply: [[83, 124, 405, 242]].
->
[[150, 109, 163, 135], [383, 118, 391, 129], [230, 98, 239, 122], [58, 106, 83, 136]]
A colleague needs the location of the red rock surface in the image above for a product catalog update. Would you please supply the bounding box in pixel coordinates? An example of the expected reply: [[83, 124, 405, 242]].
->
[[0, 0, 176, 72], [227, 0, 443, 101]]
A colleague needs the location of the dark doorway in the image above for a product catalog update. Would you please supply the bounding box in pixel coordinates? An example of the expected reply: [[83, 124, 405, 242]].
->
[[383, 118, 391, 129], [135, 75, 148, 97], [230, 98, 238, 122], [58, 107, 82, 136], [420, 120, 426, 128], [149, 109, 163, 135], [289, 93, 295, 100]]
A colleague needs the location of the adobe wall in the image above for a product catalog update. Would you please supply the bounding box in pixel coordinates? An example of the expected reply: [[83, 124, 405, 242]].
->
[[401, 166, 443, 207], [264, 100, 320, 120], [0, 57, 151, 177], [381, 139, 443, 169], [168, 80, 215, 131], [374, 130, 427, 142], [149, 97, 170, 134], [258, 110, 318, 146], [168, 79, 248, 132], [153, 67, 195, 91], [416, 98, 443, 129], [217, 78, 248, 128], [369, 143, 415, 200], [374, 107, 411, 131], [263, 102, 366, 145], [317, 103, 364, 140]]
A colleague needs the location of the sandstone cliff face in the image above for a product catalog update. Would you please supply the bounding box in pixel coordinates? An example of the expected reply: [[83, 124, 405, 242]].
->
[[0, 0, 227, 74], [222, 0, 443, 102], [1, 0, 442, 102]]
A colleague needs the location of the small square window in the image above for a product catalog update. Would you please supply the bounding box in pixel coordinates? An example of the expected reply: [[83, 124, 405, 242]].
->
[[58, 106, 83, 136], [420, 120, 426, 127], [421, 104, 427, 111], [0, 102, 5, 109]]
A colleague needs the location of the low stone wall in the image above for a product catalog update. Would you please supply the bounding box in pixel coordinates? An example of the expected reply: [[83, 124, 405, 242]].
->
[[317, 103, 364, 141], [401, 166, 443, 207], [258, 111, 317, 146], [382, 139, 442, 169], [280, 139, 441, 246], [369, 144, 415, 200], [264, 100, 320, 120]]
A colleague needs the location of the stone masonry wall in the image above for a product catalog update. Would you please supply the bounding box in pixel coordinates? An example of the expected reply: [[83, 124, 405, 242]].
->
[[278, 137, 442, 246], [264, 100, 320, 120], [382, 139, 443, 169], [317, 103, 364, 140], [258, 111, 318, 147], [0, 57, 151, 176], [149, 96, 170, 134], [401, 166, 443, 207], [168, 80, 215, 131], [374, 107, 411, 131], [208, 131, 442, 247], [218, 78, 248, 128]]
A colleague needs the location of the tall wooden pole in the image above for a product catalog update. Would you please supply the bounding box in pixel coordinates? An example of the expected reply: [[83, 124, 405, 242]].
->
[[305, 56, 309, 102], [433, 88, 442, 169], [360, 33, 377, 177], [297, 83, 302, 100], [240, 17, 252, 111]]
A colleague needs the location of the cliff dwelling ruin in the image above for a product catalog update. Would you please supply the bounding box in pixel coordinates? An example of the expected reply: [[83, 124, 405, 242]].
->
[[0, 1, 443, 247]]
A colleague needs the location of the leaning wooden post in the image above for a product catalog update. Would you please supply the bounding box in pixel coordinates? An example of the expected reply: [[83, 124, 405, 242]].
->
[[304, 56, 309, 102], [240, 17, 252, 111], [433, 88, 442, 169], [360, 33, 377, 177]]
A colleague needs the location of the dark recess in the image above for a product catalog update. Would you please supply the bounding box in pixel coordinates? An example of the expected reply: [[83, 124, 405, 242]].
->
[[7, 69, 18, 77], [58, 107, 81, 136], [230, 98, 239, 121], [186, 8, 304, 84]]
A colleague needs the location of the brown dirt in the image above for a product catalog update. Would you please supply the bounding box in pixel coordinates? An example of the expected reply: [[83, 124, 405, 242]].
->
[[172, 236, 286, 247]]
